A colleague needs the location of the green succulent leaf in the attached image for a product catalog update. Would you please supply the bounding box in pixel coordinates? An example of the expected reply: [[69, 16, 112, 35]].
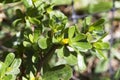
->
[[71, 42, 92, 52], [57, 46, 77, 65], [68, 26, 75, 39], [13, 19, 22, 27], [89, 19, 105, 33], [64, 53, 77, 65], [89, 2, 112, 13], [91, 19, 105, 26], [2, 74, 12, 80], [43, 65, 72, 80], [115, 67, 120, 80], [33, 29, 41, 42], [22, 77, 28, 80], [30, 71, 35, 80], [4, 53, 15, 67], [0, 62, 6, 78], [6, 59, 21, 75], [38, 37, 47, 49], [72, 33, 86, 42], [93, 42, 110, 49], [28, 17, 41, 25], [91, 49, 107, 60], [22, 0, 33, 8], [95, 60, 109, 73], [77, 53, 86, 71], [23, 41, 31, 47], [10, 59, 21, 69], [29, 34, 34, 43]]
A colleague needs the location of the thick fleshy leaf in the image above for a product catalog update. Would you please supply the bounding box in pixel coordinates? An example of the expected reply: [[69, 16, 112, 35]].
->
[[0, 62, 6, 77], [6, 58, 21, 75], [77, 54, 86, 71], [38, 37, 47, 49], [49, 11, 67, 23], [22, 77, 28, 80], [115, 67, 120, 80], [85, 16, 92, 25], [6, 68, 20, 75], [4, 53, 15, 67], [89, 25, 104, 33], [3, 74, 12, 80], [56, 47, 77, 65], [30, 72, 35, 80], [29, 34, 34, 43], [33, 29, 41, 42], [72, 42, 92, 52], [91, 19, 105, 26], [23, 41, 31, 47], [72, 33, 86, 42], [64, 53, 77, 65], [28, 17, 40, 25], [89, 2, 112, 13], [96, 49, 107, 60], [112, 48, 120, 60], [22, 0, 33, 8], [25, 18, 31, 28], [10, 59, 21, 69], [51, 0, 72, 5], [95, 60, 109, 73], [91, 49, 107, 60], [68, 26, 75, 39], [56, 47, 64, 58], [93, 42, 110, 49], [12, 19, 22, 27], [89, 19, 105, 33], [43, 65, 72, 80], [86, 32, 97, 42]]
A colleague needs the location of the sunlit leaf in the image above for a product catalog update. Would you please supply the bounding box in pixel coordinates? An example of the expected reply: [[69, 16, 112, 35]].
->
[[68, 26, 75, 39], [77, 53, 86, 71], [30, 72, 35, 80], [72, 33, 86, 42], [23, 41, 31, 47], [33, 29, 41, 42], [89, 19, 105, 33], [3, 74, 12, 80], [4, 53, 15, 67], [13, 19, 22, 27], [64, 52, 77, 65], [43, 65, 72, 80], [93, 42, 110, 49], [10, 59, 21, 69], [22, 77, 28, 80], [95, 60, 109, 73], [89, 2, 112, 13], [22, 0, 33, 8], [72, 42, 92, 52], [29, 34, 34, 43], [28, 17, 40, 25], [91, 19, 105, 26], [91, 49, 107, 60], [38, 37, 47, 49], [115, 67, 120, 80], [0, 62, 6, 77]]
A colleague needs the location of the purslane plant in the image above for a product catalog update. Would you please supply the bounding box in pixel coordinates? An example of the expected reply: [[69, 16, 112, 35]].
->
[[1, 0, 110, 80], [0, 53, 21, 80]]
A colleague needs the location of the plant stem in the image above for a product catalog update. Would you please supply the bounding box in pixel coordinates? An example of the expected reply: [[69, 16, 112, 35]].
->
[[36, 44, 59, 78]]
